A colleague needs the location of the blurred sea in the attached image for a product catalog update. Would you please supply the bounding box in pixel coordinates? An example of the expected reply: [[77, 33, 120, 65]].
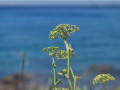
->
[[0, 6, 120, 77]]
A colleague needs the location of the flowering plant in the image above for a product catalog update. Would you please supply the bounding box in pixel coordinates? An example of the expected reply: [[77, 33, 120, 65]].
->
[[93, 74, 115, 90]]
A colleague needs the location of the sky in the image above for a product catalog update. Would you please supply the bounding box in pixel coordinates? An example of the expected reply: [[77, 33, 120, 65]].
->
[[0, 0, 120, 6]]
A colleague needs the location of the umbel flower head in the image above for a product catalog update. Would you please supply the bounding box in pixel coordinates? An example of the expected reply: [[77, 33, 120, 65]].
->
[[56, 50, 75, 60], [56, 45, 75, 60], [93, 74, 115, 85], [43, 46, 59, 56], [49, 24, 79, 40]]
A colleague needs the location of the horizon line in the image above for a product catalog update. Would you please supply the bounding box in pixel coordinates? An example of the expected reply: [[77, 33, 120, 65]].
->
[[0, 1, 120, 6]]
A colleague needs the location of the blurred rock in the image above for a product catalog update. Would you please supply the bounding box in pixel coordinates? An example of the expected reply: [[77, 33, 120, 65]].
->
[[87, 65, 115, 74], [0, 84, 15, 90], [2, 73, 35, 84], [1, 73, 36, 90]]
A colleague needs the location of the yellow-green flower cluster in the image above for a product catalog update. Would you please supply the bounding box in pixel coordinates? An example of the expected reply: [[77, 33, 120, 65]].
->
[[56, 50, 68, 60], [49, 24, 79, 40], [56, 44, 75, 60], [56, 49, 74, 60], [43, 46, 59, 56], [93, 74, 115, 85]]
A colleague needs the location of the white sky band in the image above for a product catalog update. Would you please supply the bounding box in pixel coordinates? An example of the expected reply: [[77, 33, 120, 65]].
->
[[0, 0, 120, 5]]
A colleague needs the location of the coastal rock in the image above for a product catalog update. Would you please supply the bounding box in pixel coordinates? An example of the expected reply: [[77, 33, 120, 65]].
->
[[1, 73, 36, 90], [0, 84, 15, 90], [2, 73, 35, 85], [88, 65, 115, 73], [81, 65, 115, 79]]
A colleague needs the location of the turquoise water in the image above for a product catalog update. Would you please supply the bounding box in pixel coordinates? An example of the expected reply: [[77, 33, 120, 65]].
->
[[0, 6, 120, 77]]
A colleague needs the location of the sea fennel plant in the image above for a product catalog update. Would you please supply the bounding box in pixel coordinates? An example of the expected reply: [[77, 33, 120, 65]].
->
[[93, 74, 115, 90], [43, 24, 115, 90], [49, 24, 80, 90]]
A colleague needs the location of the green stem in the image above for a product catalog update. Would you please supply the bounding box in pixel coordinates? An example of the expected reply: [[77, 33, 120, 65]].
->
[[70, 66, 75, 79], [74, 79, 77, 90], [64, 39, 73, 90], [70, 66, 76, 90], [68, 79, 74, 90], [64, 39, 70, 77], [64, 39, 69, 50], [52, 56, 56, 89], [89, 84, 92, 90], [65, 74, 74, 90], [103, 83, 106, 90], [68, 48, 70, 78]]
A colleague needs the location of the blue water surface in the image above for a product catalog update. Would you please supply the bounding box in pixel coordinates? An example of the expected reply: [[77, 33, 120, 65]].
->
[[0, 6, 120, 77]]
